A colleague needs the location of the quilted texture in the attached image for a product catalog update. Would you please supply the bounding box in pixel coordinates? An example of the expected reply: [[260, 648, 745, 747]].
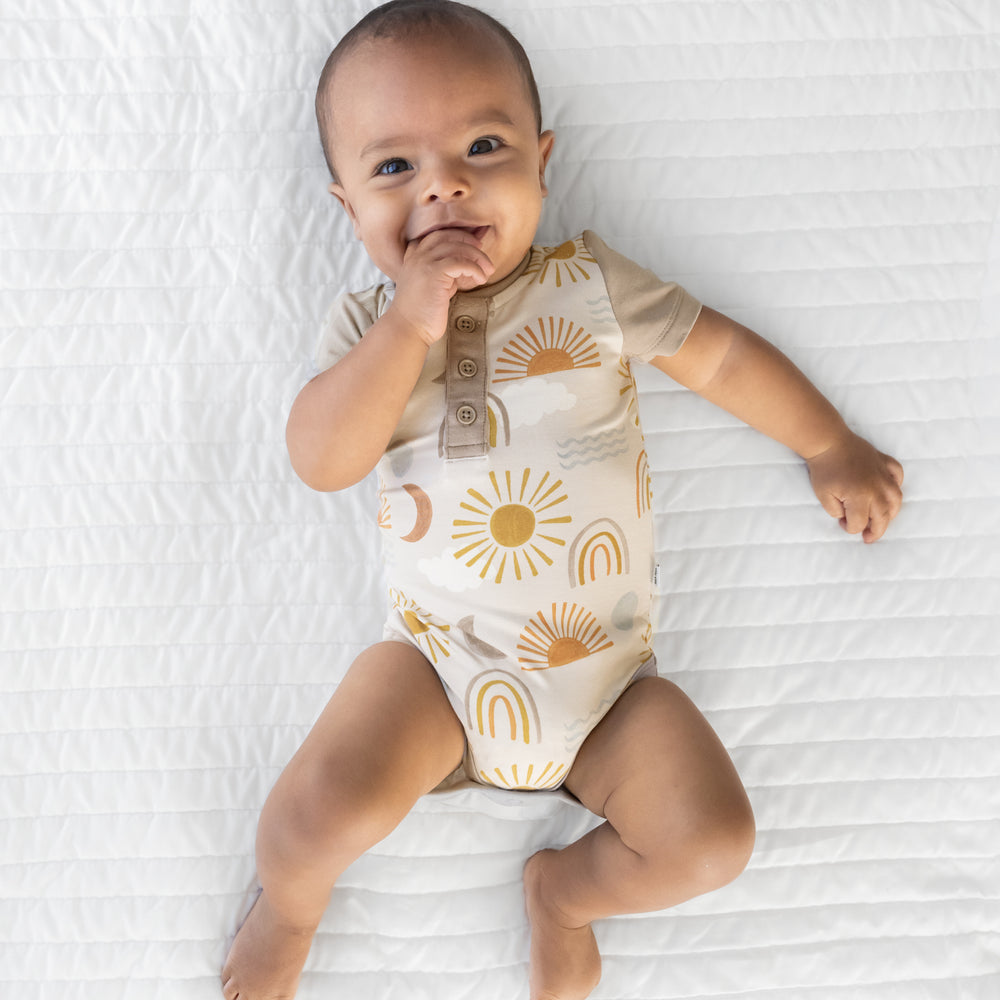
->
[[3, 1, 999, 998]]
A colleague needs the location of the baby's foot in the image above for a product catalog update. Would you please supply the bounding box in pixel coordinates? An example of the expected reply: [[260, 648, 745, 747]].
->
[[523, 851, 602, 1000], [221, 890, 317, 1000]]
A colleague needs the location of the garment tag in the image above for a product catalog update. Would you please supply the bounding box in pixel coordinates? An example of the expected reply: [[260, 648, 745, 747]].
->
[[653, 562, 661, 587]]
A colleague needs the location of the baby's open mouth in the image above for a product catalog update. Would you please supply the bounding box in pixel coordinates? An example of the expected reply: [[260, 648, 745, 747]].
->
[[416, 224, 489, 242]]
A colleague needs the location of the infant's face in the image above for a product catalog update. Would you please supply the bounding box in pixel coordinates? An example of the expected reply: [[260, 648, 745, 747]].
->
[[326, 32, 554, 289]]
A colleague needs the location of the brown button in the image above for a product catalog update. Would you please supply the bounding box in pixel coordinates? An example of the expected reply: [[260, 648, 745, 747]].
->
[[456, 405, 477, 425], [458, 359, 478, 378], [455, 315, 477, 333]]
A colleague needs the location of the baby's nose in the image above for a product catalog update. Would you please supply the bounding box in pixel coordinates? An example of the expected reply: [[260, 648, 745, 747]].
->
[[422, 159, 469, 201]]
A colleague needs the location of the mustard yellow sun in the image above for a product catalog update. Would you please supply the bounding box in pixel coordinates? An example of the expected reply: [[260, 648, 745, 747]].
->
[[525, 238, 596, 287], [517, 602, 614, 671], [494, 316, 601, 383], [390, 589, 451, 664], [451, 469, 572, 584]]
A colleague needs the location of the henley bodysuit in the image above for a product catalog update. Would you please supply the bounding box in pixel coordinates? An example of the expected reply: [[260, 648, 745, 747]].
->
[[314, 231, 702, 790]]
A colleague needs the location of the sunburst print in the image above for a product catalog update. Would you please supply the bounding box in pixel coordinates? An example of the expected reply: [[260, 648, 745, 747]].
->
[[525, 237, 596, 287], [639, 621, 655, 668], [517, 602, 614, 671], [390, 588, 451, 664], [376, 478, 391, 530], [451, 469, 572, 584], [618, 359, 640, 427], [480, 761, 567, 790], [493, 316, 601, 383]]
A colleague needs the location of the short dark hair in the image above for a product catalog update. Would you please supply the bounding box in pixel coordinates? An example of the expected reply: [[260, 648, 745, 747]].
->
[[315, 0, 543, 180]]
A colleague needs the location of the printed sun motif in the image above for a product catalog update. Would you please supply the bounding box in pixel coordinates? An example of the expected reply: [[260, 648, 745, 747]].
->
[[376, 478, 391, 530], [517, 602, 614, 670], [451, 469, 572, 584], [390, 589, 451, 664], [494, 316, 601, 382], [617, 359, 640, 427], [525, 238, 596, 287], [482, 761, 567, 790]]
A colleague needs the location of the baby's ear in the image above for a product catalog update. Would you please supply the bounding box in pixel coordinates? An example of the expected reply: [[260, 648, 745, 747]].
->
[[537, 130, 556, 196], [328, 182, 362, 238]]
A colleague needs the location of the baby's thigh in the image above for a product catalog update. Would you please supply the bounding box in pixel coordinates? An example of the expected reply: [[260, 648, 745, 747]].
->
[[288, 641, 466, 808], [564, 677, 752, 846]]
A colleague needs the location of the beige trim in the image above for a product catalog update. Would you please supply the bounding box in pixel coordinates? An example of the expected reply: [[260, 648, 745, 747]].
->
[[582, 230, 701, 362]]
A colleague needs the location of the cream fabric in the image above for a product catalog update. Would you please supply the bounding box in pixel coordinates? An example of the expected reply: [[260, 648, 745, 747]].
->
[[315, 233, 701, 788]]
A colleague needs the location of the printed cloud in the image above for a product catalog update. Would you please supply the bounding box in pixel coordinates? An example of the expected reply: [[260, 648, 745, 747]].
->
[[500, 377, 577, 428]]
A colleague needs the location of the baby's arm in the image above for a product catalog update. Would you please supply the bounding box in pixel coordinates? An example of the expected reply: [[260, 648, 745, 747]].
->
[[652, 306, 904, 542], [286, 230, 494, 491]]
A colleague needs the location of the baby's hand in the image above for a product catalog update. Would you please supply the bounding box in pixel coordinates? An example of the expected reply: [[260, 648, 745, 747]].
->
[[806, 432, 904, 543], [390, 228, 495, 345]]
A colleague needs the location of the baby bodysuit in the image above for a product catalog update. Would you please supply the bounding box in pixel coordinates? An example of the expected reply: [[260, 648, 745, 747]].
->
[[314, 231, 701, 789]]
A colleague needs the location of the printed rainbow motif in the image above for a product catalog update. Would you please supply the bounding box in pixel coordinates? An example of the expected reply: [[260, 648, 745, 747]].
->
[[636, 449, 653, 518], [568, 518, 630, 587], [486, 393, 511, 448], [465, 669, 541, 744]]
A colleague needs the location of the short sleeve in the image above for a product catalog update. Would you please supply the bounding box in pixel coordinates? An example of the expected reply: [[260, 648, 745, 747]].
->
[[312, 284, 393, 376], [583, 230, 702, 363]]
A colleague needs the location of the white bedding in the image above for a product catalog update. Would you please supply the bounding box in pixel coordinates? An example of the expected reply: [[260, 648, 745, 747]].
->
[[3, 1, 999, 998]]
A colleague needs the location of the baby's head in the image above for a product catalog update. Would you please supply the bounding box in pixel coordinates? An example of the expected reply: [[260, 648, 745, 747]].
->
[[315, 0, 554, 287], [316, 1, 543, 182]]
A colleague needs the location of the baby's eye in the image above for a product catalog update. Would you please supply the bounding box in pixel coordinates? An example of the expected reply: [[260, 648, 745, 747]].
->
[[375, 158, 411, 176], [468, 137, 501, 156]]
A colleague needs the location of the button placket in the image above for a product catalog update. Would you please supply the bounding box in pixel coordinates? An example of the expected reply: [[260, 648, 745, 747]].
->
[[444, 298, 489, 459]]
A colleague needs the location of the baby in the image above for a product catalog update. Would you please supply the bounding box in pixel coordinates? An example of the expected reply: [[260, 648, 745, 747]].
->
[[222, 2, 904, 998]]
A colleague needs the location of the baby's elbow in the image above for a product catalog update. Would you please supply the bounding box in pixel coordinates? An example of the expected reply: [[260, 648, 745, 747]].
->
[[285, 424, 346, 493], [289, 459, 339, 493], [285, 395, 374, 492], [286, 443, 359, 494]]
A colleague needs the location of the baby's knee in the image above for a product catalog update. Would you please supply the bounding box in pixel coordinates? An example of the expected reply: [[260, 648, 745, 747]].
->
[[663, 795, 755, 894], [264, 751, 408, 858], [692, 800, 755, 889]]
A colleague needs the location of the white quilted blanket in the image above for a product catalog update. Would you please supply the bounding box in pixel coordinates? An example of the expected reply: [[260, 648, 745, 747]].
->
[[4, 2, 999, 998]]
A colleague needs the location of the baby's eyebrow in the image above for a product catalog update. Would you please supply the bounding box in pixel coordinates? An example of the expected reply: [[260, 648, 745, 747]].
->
[[360, 135, 412, 161], [359, 111, 518, 162]]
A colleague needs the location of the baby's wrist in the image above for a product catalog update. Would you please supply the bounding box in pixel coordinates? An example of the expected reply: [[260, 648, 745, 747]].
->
[[802, 423, 856, 464], [384, 299, 445, 349]]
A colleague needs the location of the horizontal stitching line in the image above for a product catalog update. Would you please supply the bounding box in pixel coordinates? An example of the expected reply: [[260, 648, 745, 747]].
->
[[0, 640, 361, 656], [3, 31, 998, 53]]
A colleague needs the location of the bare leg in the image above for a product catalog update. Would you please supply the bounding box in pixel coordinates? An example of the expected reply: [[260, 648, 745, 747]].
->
[[221, 641, 465, 1000], [524, 677, 755, 1000]]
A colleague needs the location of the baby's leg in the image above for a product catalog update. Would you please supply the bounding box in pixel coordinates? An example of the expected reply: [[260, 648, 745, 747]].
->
[[524, 676, 755, 1000], [221, 641, 465, 1000]]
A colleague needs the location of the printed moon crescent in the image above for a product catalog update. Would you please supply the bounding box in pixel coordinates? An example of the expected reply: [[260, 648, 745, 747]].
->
[[458, 615, 506, 660], [400, 483, 433, 543]]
